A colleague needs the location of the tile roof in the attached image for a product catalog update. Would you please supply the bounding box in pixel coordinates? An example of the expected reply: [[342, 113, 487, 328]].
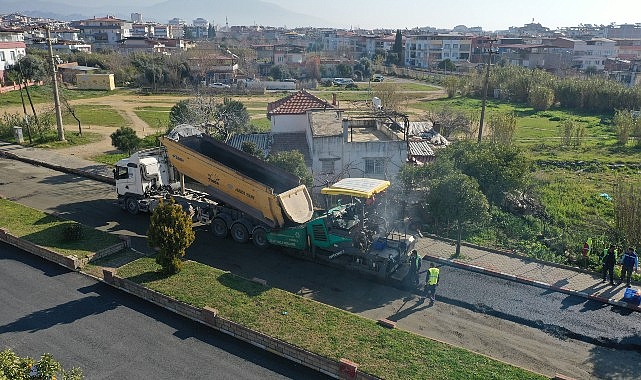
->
[[267, 89, 335, 117]]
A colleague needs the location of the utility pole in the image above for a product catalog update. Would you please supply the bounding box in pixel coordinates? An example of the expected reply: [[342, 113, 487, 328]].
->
[[46, 25, 65, 141], [477, 39, 496, 143]]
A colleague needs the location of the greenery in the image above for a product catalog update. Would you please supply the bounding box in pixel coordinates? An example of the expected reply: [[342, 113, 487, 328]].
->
[[61, 104, 126, 128], [147, 198, 195, 274], [0, 199, 120, 258], [267, 150, 313, 188], [117, 257, 545, 380], [110, 126, 141, 154], [0, 349, 83, 380]]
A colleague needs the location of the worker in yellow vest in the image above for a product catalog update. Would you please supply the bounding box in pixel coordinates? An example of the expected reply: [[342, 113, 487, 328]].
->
[[424, 262, 440, 303]]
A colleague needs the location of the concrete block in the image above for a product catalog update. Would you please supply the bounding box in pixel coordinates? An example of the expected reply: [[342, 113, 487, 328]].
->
[[339, 358, 358, 380], [377, 318, 396, 329]]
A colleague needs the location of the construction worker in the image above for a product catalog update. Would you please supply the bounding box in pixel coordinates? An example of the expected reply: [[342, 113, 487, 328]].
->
[[619, 247, 639, 288], [408, 249, 421, 287], [601, 245, 617, 285], [424, 262, 440, 303]]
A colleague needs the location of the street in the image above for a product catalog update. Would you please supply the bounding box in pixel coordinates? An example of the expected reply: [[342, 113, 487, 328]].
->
[[1, 156, 640, 379]]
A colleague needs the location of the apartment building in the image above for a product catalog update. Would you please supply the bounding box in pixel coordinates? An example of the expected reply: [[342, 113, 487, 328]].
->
[[0, 29, 26, 84], [404, 33, 472, 69], [72, 16, 132, 47]]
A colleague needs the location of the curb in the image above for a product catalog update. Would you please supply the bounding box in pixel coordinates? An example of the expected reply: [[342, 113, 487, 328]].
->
[[0, 147, 115, 185], [424, 254, 641, 313]]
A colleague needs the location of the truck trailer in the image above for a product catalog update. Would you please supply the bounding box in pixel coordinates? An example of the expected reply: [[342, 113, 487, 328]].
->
[[114, 130, 415, 279]]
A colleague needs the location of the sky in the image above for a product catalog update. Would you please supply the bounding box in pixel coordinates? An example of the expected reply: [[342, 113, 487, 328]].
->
[[263, 0, 640, 30], [55, 0, 640, 31]]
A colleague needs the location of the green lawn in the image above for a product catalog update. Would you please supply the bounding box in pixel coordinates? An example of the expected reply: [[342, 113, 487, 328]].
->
[[118, 257, 544, 380], [0, 199, 120, 258], [63, 104, 126, 128], [134, 106, 171, 130], [0, 85, 120, 108]]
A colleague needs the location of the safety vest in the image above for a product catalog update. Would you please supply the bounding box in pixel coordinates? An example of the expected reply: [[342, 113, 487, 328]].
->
[[428, 267, 440, 285]]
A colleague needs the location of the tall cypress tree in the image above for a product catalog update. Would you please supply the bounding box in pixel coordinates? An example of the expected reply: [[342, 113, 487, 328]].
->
[[393, 29, 403, 66]]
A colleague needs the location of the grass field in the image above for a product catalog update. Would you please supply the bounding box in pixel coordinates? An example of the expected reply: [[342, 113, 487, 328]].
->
[[117, 257, 545, 380], [0, 199, 120, 258], [134, 106, 171, 131], [62, 104, 126, 128]]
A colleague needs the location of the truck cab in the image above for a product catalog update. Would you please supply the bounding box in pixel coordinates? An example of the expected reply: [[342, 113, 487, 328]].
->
[[114, 148, 180, 214]]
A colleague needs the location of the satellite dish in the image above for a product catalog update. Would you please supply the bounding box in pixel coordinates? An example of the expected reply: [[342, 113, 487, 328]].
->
[[372, 97, 382, 109]]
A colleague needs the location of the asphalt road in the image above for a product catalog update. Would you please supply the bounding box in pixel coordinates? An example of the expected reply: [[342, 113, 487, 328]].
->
[[2, 156, 641, 378], [0, 242, 330, 380]]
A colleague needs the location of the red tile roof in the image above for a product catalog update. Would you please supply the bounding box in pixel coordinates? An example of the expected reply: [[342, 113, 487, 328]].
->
[[267, 89, 335, 116]]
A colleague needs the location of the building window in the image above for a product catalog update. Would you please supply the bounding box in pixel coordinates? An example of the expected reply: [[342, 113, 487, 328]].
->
[[0, 52, 4, 61], [321, 159, 335, 174], [10, 51, 15, 61], [365, 158, 385, 175]]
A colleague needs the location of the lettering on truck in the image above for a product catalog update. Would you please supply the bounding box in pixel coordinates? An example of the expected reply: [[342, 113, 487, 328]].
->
[[171, 153, 184, 162], [235, 187, 255, 200], [207, 174, 220, 186]]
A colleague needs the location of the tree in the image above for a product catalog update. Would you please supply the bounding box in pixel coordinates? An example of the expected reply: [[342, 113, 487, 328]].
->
[[0, 349, 83, 380], [270, 64, 290, 80], [528, 86, 555, 111], [613, 109, 639, 145], [110, 126, 141, 154], [439, 141, 530, 207], [614, 181, 641, 247], [489, 112, 517, 145], [372, 82, 407, 113], [169, 97, 217, 127], [241, 141, 263, 157], [391, 29, 403, 66], [424, 106, 474, 139], [438, 59, 456, 72], [353, 57, 372, 79], [210, 98, 251, 141], [423, 172, 490, 256], [267, 150, 313, 188], [335, 63, 353, 78], [147, 198, 195, 275]]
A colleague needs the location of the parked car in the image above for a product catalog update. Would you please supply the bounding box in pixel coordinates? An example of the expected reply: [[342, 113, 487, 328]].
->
[[333, 78, 354, 86], [372, 74, 384, 82], [209, 82, 231, 89]]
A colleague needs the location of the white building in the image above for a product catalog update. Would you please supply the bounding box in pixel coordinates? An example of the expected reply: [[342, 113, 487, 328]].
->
[[267, 90, 407, 192], [405, 33, 472, 69], [0, 29, 26, 85], [72, 16, 132, 46]]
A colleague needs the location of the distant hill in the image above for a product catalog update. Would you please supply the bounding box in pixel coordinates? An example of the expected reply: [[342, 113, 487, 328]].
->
[[0, 0, 330, 27]]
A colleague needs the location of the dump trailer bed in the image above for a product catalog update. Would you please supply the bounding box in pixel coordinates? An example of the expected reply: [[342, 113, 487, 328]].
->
[[160, 135, 313, 228]]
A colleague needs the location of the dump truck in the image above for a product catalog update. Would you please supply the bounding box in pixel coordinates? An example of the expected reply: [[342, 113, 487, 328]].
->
[[114, 130, 415, 279]]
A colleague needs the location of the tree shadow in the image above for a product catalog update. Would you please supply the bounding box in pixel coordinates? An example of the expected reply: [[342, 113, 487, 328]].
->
[[589, 342, 641, 380], [0, 293, 118, 334]]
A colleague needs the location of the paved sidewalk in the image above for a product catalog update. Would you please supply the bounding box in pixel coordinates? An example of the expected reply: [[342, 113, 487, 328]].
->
[[415, 237, 641, 312], [1, 140, 639, 313]]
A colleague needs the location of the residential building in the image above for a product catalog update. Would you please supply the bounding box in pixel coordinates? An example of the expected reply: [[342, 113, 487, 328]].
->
[[404, 33, 472, 69], [72, 16, 132, 47], [0, 29, 26, 85], [267, 90, 407, 191], [551, 37, 617, 71]]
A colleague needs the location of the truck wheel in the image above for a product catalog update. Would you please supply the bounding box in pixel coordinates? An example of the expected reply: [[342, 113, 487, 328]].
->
[[231, 223, 250, 243], [252, 227, 269, 248], [125, 196, 139, 215], [211, 218, 228, 238]]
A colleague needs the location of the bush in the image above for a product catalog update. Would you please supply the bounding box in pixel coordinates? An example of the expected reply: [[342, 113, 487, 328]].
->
[[62, 222, 84, 242]]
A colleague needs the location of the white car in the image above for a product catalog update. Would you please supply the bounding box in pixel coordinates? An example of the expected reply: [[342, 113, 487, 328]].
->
[[209, 82, 231, 89]]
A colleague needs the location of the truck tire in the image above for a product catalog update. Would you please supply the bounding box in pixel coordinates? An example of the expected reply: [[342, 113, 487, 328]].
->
[[211, 218, 228, 238], [125, 196, 140, 215], [231, 222, 250, 243], [252, 227, 269, 248]]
